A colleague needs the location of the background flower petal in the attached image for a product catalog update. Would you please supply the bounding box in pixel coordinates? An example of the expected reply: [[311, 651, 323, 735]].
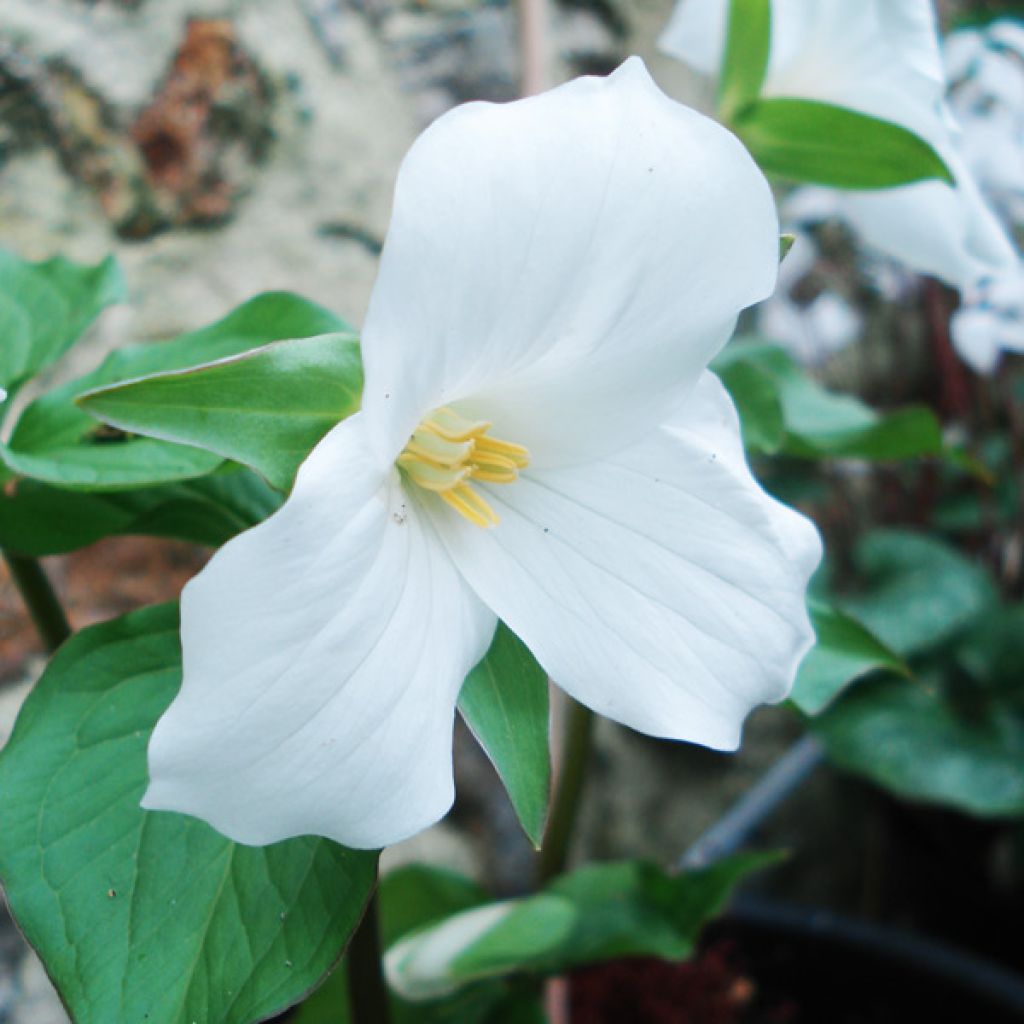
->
[[360, 56, 778, 467], [143, 413, 496, 849], [428, 373, 822, 751], [661, 0, 1018, 290]]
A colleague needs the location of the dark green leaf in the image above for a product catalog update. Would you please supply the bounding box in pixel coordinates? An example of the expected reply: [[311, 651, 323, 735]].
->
[[459, 624, 551, 848], [377, 866, 526, 1024], [790, 601, 909, 716], [381, 866, 489, 948], [0, 250, 125, 395], [715, 359, 785, 453], [735, 98, 954, 189], [718, 0, 771, 119], [388, 854, 776, 1000], [0, 468, 281, 556], [5, 292, 346, 490], [839, 530, 997, 657], [815, 676, 1024, 817], [80, 332, 363, 492], [0, 435, 224, 491], [715, 342, 943, 461], [0, 603, 377, 1024]]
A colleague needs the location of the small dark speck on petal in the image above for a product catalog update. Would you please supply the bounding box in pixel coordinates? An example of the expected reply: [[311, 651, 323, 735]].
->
[[543, 527, 550, 533]]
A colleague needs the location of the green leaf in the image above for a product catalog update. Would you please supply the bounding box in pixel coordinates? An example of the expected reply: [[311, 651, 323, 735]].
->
[[0, 603, 378, 1024], [0, 436, 224, 491], [839, 530, 997, 657], [542, 854, 778, 969], [377, 866, 531, 1024], [0, 250, 125, 396], [381, 866, 489, 948], [80, 332, 364, 492], [388, 854, 777, 1000], [0, 468, 281, 556], [292, 967, 353, 1024], [790, 600, 908, 716], [734, 98, 955, 189], [815, 676, 1024, 817], [715, 342, 943, 461], [714, 358, 785, 453], [718, 0, 771, 119], [458, 624, 551, 848], [5, 292, 346, 491]]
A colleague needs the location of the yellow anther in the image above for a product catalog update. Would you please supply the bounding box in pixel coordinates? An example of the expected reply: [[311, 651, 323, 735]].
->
[[398, 407, 529, 528], [439, 483, 500, 528]]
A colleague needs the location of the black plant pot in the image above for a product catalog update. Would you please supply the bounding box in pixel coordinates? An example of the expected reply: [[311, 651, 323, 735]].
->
[[711, 899, 1024, 1023], [569, 899, 1024, 1023]]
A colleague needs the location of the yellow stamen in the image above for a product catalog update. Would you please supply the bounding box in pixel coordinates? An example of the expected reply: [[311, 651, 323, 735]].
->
[[398, 406, 529, 528]]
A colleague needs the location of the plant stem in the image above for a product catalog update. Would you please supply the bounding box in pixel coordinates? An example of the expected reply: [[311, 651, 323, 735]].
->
[[3, 552, 71, 654], [347, 885, 391, 1024], [518, 0, 547, 96], [537, 695, 595, 884]]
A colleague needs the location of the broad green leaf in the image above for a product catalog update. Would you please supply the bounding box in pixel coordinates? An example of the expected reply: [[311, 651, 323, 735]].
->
[[718, 0, 771, 119], [839, 530, 997, 657], [734, 98, 954, 189], [715, 359, 784, 452], [5, 292, 346, 490], [292, 967, 353, 1024], [0, 469, 280, 556], [80, 332, 364, 492], [541, 854, 777, 969], [458, 624, 551, 848], [790, 601, 908, 716], [0, 250, 125, 396], [0, 603, 377, 1024], [815, 676, 1024, 817], [0, 435, 224, 491], [376, 866, 535, 1024], [389, 854, 777, 1001], [955, 605, 1024, 701], [381, 866, 490, 948], [715, 342, 943, 461]]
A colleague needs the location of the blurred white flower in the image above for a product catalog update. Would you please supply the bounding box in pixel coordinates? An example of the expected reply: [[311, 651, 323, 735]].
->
[[953, 263, 1024, 373], [946, 18, 1024, 226], [660, 0, 1017, 290], [141, 59, 821, 850]]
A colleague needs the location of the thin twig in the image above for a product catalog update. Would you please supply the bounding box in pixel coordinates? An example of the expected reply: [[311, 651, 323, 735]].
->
[[678, 735, 825, 870]]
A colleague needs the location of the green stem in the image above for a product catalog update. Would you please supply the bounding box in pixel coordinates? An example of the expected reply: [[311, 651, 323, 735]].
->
[[347, 883, 392, 1024], [537, 695, 595, 885], [3, 552, 71, 654]]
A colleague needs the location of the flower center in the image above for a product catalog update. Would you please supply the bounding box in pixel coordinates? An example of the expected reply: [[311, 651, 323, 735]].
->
[[397, 406, 529, 528]]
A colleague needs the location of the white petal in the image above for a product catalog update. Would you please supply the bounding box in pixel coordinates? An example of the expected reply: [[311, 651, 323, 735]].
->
[[834, 166, 1017, 289], [143, 413, 496, 848], [657, 0, 728, 75], [427, 373, 821, 750], [360, 57, 778, 467], [950, 304, 1003, 374], [660, 0, 1017, 289]]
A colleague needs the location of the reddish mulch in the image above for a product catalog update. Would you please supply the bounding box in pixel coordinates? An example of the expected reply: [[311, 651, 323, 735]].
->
[[0, 537, 207, 681], [569, 944, 798, 1024]]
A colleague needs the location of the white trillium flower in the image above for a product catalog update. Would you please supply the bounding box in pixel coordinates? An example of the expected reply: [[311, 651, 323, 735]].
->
[[659, 0, 1018, 290], [952, 264, 1024, 373], [946, 18, 1024, 227], [142, 59, 822, 850]]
